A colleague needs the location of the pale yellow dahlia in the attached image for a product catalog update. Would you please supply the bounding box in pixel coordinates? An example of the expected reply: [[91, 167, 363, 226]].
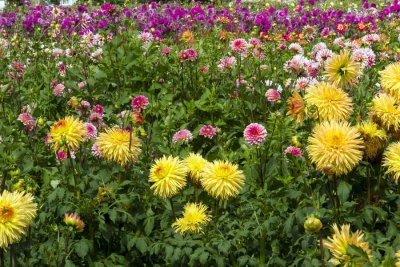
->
[[307, 120, 364, 176], [201, 160, 245, 200], [324, 50, 362, 88], [149, 156, 188, 199], [305, 82, 353, 121], [395, 250, 400, 267], [382, 142, 400, 184], [172, 202, 211, 235], [369, 93, 400, 137], [380, 62, 400, 99], [357, 120, 387, 162], [96, 127, 141, 166], [323, 224, 372, 266], [48, 116, 87, 152], [184, 153, 208, 185], [0, 190, 37, 248]]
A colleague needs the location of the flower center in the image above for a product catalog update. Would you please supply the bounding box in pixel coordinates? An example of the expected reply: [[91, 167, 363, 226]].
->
[[0, 205, 14, 222]]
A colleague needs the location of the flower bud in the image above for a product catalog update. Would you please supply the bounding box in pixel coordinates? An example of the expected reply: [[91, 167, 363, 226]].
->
[[304, 217, 322, 233]]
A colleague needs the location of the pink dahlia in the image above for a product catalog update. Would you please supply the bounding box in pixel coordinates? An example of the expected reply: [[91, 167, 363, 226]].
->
[[89, 112, 103, 127], [161, 46, 171, 56], [53, 83, 65, 96], [199, 125, 216, 139], [231, 39, 248, 54], [284, 146, 302, 158], [17, 113, 32, 125], [85, 123, 97, 140], [92, 143, 103, 158], [172, 129, 193, 144], [244, 123, 267, 145], [131, 95, 149, 111], [265, 89, 281, 103], [93, 104, 104, 114]]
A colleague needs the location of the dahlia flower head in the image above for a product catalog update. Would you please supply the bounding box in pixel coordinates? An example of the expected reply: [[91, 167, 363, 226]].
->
[[64, 213, 85, 232], [172, 202, 211, 235], [131, 95, 149, 111], [244, 123, 267, 146], [173, 129, 193, 144]]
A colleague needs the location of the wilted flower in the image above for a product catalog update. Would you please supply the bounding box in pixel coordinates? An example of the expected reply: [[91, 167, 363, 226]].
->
[[64, 213, 85, 232]]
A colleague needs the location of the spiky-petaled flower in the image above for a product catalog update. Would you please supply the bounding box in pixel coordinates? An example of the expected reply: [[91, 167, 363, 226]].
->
[[323, 224, 372, 266], [369, 93, 400, 137], [380, 62, 400, 99], [172, 202, 211, 235], [149, 156, 187, 199], [307, 121, 364, 176], [64, 213, 85, 232], [324, 50, 362, 88], [304, 82, 353, 122], [184, 153, 208, 185], [395, 250, 400, 267], [96, 127, 141, 166], [0, 190, 37, 248], [172, 129, 192, 144], [382, 142, 400, 184], [201, 160, 245, 200], [48, 116, 87, 152], [357, 121, 387, 162], [287, 90, 305, 125], [243, 123, 267, 145]]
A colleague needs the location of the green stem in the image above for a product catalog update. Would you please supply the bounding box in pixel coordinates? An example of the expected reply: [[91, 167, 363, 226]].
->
[[259, 230, 266, 264], [319, 232, 325, 267], [169, 198, 177, 221], [61, 232, 70, 267], [68, 149, 80, 201]]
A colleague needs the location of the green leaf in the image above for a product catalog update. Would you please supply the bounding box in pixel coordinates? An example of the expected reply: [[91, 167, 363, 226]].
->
[[199, 252, 209, 264], [144, 217, 154, 236], [136, 237, 147, 254], [337, 181, 352, 202], [74, 238, 90, 258]]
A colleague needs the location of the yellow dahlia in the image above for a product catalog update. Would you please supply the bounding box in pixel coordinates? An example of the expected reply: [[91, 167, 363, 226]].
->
[[305, 82, 353, 121], [201, 160, 245, 200], [48, 116, 87, 152], [149, 156, 188, 199], [324, 50, 362, 88], [172, 202, 211, 235], [382, 142, 400, 183], [184, 153, 208, 185], [369, 93, 400, 137], [380, 62, 400, 99], [323, 224, 372, 266], [357, 120, 387, 162], [96, 127, 141, 166], [307, 120, 364, 176], [396, 250, 400, 267], [0, 190, 37, 248]]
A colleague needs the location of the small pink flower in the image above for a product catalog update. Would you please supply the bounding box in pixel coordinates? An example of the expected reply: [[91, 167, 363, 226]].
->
[[161, 46, 171, 56], [85, 123, 97, 140], [265, 89, 281, 103], [199, 125, 216, 139], [201, 66, 209, 72], [18, 113, 32, 125], [131, 95, 149, 111], [53, 83, 65, 96], [244, 123, 267, 146], [376, 90, 385, 96], [21, 104, 31, 113], [92, 143, 103, 158], [58, 150, 67, 160], [93, 105, 104, 114], [172, 129, 193, 144], [78, 81, 86, 89], [218, 56, 237, 71], [284, 146, 302, 158]]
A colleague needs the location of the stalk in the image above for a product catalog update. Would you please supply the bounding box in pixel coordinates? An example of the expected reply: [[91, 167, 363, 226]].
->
[[319, 232, 325, 267], [61, 232, 70, 267], [169, 198, 177, 221]]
